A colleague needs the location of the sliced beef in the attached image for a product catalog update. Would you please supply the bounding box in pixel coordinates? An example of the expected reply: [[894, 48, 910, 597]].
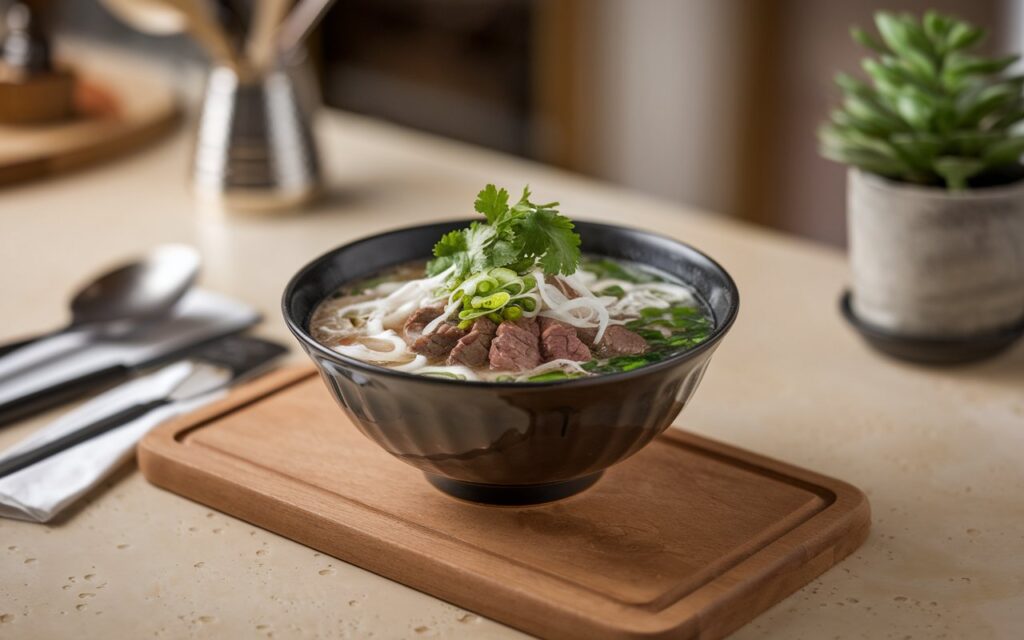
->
[[538, 317, 591, 362], [489, 321, 541, 371], [576, 326, 598, 345], [411, 322, 465, 359], [593, 325, 649, 358], [447, 318, 498, 367], [403, 305, 444, 340], [511, 316, 540, 337]]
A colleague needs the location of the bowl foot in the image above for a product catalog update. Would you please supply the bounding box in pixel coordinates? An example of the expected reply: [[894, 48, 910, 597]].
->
[[424, 472, 603, 506]]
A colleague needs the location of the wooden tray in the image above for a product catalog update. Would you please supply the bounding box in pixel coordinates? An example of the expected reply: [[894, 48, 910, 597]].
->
[[139, 367, 870, 640], [0, 48, 179, 186]]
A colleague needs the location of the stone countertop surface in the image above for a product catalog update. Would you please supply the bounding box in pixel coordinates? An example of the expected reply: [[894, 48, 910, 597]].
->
[[1, 107, 1022, 639]]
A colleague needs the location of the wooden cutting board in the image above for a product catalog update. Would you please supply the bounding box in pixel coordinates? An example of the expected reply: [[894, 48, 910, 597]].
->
[[139, 366, 870, 640], [0, 48, 180, 186]]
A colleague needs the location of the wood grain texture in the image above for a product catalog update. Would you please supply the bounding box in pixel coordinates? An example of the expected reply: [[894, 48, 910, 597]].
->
[[0, 68, 77, 124], [138, 366, 870, 640]]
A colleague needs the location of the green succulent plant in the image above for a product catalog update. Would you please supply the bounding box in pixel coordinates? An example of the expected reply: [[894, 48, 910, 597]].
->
[[819, 10, 1024, 190]]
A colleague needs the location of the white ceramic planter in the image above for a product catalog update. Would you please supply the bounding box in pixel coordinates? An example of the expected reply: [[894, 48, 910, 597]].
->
[[848, 168, 1024, 337]]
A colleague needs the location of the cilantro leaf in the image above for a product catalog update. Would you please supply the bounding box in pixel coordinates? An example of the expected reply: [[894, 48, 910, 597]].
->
[[426, 229, 468, 276], [428, 183, 582, 288], [515, 208, 580, 275], [432, 229, 466, 257], [426, 256, 453, 276], [464, 221, 497, 271], [474, 184, 510, 224], [489, 237, 520, 267], [510, 186, 533, 215]]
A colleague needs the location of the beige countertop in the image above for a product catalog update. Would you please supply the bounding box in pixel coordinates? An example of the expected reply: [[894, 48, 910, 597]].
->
[[1, 109, 1022, 640]]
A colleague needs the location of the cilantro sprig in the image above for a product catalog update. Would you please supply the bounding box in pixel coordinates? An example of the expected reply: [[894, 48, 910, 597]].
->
[[426, 185, 582, 285]]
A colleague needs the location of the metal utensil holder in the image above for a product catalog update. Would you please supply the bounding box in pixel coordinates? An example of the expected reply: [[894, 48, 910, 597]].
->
[[192, 64, 320, 211]]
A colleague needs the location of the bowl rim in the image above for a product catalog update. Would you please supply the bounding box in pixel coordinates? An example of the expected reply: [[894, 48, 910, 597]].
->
[[282, 218, 740, 388]]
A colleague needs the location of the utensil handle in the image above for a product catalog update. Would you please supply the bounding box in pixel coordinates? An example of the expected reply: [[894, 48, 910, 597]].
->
[[0, 334, 46, 358], [0, 398, 168, 478], [0, 364, 128, 428], [0, 328, 84, 381]]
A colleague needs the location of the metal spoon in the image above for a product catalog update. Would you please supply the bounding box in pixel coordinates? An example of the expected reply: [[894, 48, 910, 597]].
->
[[0, 245, 201, 362]]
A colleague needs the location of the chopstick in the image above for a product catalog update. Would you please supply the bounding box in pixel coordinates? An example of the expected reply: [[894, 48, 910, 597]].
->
[[0, 400, 166, 478], [277, 0, 336, 61], [246, 0, 290, 72], [103, 0, 337, 73]]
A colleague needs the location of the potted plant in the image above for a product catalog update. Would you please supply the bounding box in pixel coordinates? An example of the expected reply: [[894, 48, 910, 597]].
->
[[820, 10, 1024, 362]]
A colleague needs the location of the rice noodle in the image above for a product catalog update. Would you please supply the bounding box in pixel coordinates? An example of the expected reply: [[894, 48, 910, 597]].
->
[[333, 266, 453, 338], [588, 278, 636, 292], [321, 261, 703, 380], [381, 299, 420, 330], [392, 355, 428, 372], [634, 282, 697, 299], [374, 281, 406, 295], [608, 282, 696, 318], [534, 270, 611, 342], [572, 269, 598, 286], [534, 272, 569, 308], [422, 297, 462, 335], [512, 358, 590, 381], [415, 364, 481, 381], [558, 273, 598, 298], [332, 330, 418, 364]]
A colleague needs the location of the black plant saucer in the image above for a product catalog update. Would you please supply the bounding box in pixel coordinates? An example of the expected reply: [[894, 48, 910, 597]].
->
[[840, 290, 1024, 365]]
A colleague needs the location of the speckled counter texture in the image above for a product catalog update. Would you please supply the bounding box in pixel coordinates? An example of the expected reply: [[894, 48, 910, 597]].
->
[[1, 67, 1022, 639]]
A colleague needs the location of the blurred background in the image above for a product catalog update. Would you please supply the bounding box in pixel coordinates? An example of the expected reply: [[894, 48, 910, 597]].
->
[[13, 0, 1024, 245]]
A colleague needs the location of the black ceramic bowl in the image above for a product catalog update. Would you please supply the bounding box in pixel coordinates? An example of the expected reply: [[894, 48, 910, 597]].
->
[[283, 220, 739, 505]]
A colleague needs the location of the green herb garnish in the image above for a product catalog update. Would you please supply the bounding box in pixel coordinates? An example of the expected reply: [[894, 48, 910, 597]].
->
[[425, 184, 582, 323], [427, 184, 582, 283], [581, 257, 659, 284]]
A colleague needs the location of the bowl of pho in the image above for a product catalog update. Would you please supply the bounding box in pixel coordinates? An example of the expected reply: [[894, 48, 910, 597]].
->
[[283, 184, 739, 504]]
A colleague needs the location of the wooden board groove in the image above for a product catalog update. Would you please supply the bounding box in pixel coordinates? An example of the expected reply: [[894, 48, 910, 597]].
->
[[139, 366, 870, 640]]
